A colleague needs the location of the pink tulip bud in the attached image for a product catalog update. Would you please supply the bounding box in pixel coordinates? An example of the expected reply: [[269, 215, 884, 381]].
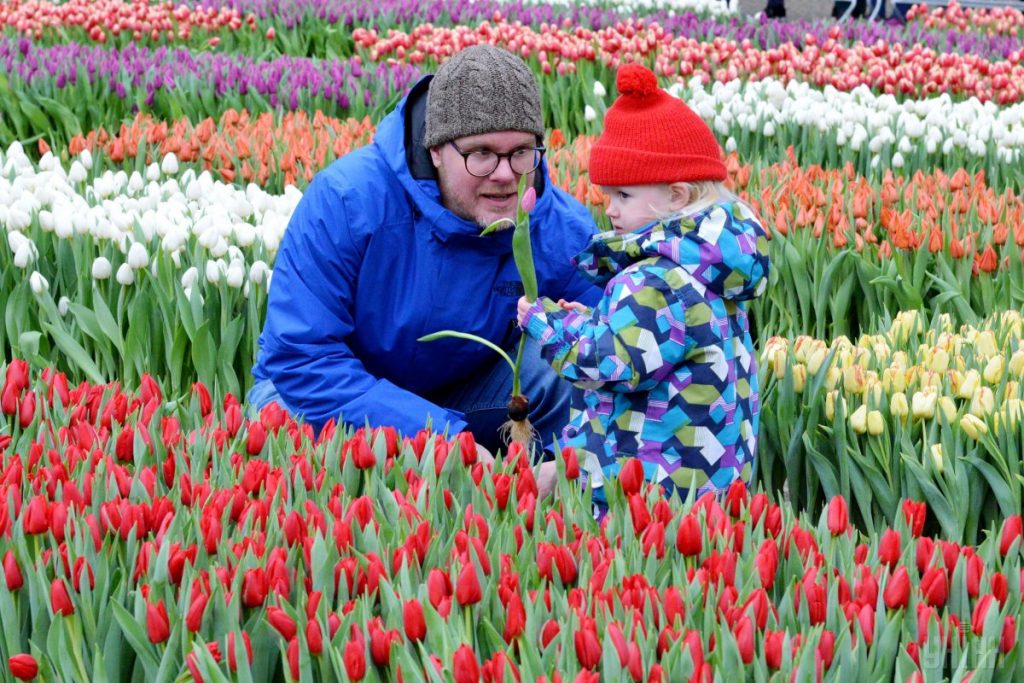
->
[[520, 186, 536, 215]]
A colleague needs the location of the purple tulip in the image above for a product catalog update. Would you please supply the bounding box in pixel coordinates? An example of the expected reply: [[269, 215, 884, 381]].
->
[[520, 186, 536, 215]]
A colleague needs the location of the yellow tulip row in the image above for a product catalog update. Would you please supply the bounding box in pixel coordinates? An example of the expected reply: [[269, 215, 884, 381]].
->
[[762, 309, 1024, 439]]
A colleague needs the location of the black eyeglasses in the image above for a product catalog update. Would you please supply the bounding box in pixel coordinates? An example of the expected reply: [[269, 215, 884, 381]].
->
[[449, 141, 546, 177]]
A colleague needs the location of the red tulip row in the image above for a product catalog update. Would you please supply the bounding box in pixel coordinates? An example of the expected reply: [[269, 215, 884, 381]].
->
[[1, 358, 1022, 681], [352, 20, 1024, 103], [906, 0, 1024, 37], [0, 0, 256, 43]]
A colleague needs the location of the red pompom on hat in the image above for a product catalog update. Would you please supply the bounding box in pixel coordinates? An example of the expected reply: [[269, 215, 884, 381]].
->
[[589, 63, 726, 186]]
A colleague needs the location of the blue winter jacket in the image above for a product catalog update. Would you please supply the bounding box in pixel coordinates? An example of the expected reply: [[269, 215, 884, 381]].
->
[[251, 76, 600, 434]]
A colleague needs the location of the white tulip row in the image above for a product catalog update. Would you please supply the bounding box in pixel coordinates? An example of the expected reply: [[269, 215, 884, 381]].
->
[[669, 76, 1024, 167], [1, 141, 301, 296]]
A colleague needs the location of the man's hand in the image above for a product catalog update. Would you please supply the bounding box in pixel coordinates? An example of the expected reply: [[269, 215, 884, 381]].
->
[[535, 461, 558, 499]]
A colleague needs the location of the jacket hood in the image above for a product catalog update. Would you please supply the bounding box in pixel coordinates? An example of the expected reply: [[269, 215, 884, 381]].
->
[[574, 201, 770, 301], [372, 75, 552, 247]]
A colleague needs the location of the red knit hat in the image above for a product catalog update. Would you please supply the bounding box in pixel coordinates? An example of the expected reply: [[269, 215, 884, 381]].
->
[[589, 64, 726, 186]]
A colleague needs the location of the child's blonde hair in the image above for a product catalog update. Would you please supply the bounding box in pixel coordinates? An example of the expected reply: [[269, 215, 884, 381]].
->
[[665, 180, 739, 220]]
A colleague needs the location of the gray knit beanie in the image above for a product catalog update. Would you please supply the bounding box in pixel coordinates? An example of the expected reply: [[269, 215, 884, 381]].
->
[[423, 45, 544, 149]]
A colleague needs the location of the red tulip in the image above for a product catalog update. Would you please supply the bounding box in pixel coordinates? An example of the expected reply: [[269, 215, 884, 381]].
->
[[676, 513, 702, 557], [3, 551, 23, 591], [457, 431, 478, 466], [267, 606, 297, 641], [971, 595, 996, 636], [818, 630, 836, 669], [541, 619, 560, 648], [287, 638, 300, 680], [18, 391, 35, 428], [878, 528, 902, 567], [965, 552, 984, 599], [884, 567, 911, 610], [827, 495, 848, 535], [915, 537, 935, 574], [642, 521, 666, 559], [733, 615, 754, 664], [562, 447, 579, 480], [453, 645, 481, 683], [991, 572, 1009, 607], [764, 630, 784, 670], [902, 500, 926, 537], [8, 654, 38, 681], [246, 421, 267, 455], [227, 631, 252, 672], [754, 538, 778, 590], [503, 591, 526, 643], [920, 567, 948, 608], [349, 439, 377, 470], [403, 599, 426, 642], [856, 604, 875, 646], [574, 618, 601, 670], [343, 636, 366, 680], [427, 569, 451, 608], [50, 578, 74, 616], [619, 459, 644, 496], [307, 619, 324, 656], [663, 586, 685, 627], [1001, 616, 1016, 654], [146, 600, 170, 644], [185, 590, 208, 632], [455, 562, 482, 606], [999, 515, 1022, 556], [241, 568, 268, 608], [725, 480, 748, 518], [22, 496, 48, 536]]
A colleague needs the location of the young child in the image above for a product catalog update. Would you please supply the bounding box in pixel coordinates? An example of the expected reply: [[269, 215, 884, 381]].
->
[[517, 63, 770, 511]]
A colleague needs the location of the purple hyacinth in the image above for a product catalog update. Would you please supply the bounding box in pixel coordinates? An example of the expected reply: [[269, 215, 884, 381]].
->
[[0, 36, 422, 117]]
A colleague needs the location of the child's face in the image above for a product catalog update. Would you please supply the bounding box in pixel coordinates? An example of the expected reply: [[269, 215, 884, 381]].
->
[[601, 184, 684, 234]]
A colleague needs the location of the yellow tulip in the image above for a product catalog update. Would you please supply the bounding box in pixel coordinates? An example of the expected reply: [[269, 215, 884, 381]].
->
[[1008, 350, 1024, 378], [930, 444, 944, 475], [983, 356, 1005, 385], [826, 367, 841, 392], [970, 387, 995, 416], [929, 348, 950, 373], [975, 330, 998, 360], [807, 346, 828, 375], [850, 404, 868, 434], [867, 410, 885, 436], [890, 392, 909, 422], [911, 390, 937, 420], [791, 363, 807, 394], [844, 366, 866, 394], [959, 414, 988, 440], [937, 396, 958, 423], [1004, 380, 1019, 402], [956, 369, 980, 400], [826, 390, 839, 422], [773, 349, 787, 380]]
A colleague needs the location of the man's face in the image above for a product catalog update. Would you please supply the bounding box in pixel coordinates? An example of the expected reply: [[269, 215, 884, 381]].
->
[[430, 130, 539, 228]]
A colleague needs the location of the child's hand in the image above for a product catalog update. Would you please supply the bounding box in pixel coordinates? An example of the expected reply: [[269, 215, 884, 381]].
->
[[557, 299, 588, 314], [516, 296, 533, 327]]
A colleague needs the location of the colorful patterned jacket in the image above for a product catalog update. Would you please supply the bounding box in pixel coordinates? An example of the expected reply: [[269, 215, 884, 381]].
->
[[521, 201, 770, 503]]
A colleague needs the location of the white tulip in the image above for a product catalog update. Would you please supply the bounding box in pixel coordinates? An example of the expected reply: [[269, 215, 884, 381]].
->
[[160, 153, 179, 176], [53, 206, 73, 238], [38, 210, 54, 232], [248, 260, 268, 285], [763, 121, 776, 137], [226, 260, 245, 289], [593, 81, 606, 98], [584, 105, 597, 122], [13, 241, 34, 269], [115, 263, 135, 286], [58, 296, 70, 316], [29, 271, 48, 294], [146, 163, 162, 182], [892, 152, 905, 168], [126, 242, 149, 270], [181, 266, 199, 290], [79, 149, 93, 169], [127, 171, 145, 194], [205, 259, 222, 284], [92, 256, 113, 280]]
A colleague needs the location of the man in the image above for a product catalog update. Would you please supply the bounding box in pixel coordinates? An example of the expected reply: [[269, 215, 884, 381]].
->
[[248, 45, 600, 460]]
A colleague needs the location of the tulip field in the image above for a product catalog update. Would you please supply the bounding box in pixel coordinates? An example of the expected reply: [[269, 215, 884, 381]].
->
[[3, 0, 1024, 680]]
